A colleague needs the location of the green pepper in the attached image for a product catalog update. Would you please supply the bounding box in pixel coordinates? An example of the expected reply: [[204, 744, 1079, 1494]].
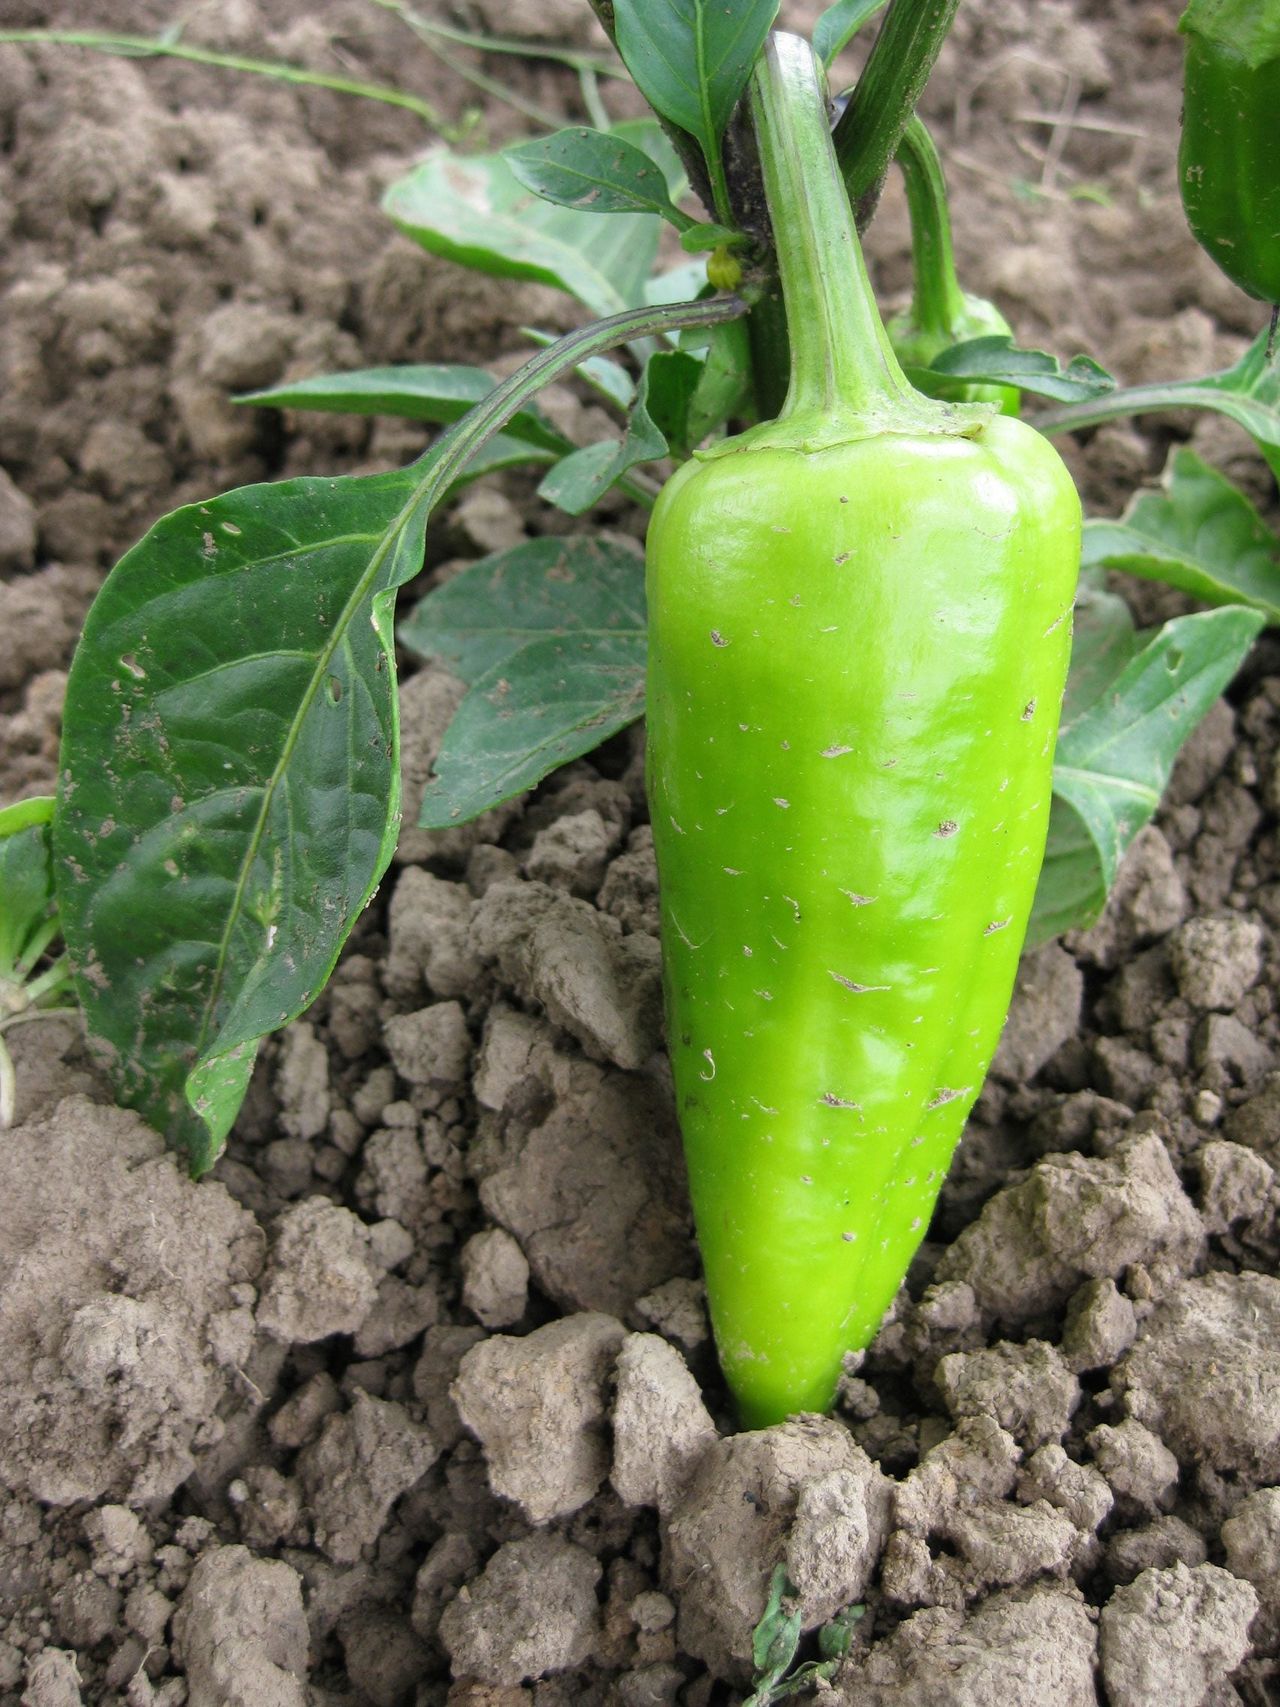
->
[[887, 116, 1020, 415], [645, 33, 1081, 1428], [1178, 0, 1280, 306]]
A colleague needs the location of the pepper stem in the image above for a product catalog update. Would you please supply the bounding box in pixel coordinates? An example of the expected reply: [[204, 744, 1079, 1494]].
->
[[747, 33, 948, 434], [897, 115, 968, 338]]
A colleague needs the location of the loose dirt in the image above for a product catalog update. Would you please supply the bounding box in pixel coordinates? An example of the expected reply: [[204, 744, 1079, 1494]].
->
[[3, 1, 1280, 1702]]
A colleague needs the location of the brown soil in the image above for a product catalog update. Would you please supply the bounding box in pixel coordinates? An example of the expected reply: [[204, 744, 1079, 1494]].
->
[[3, 1, 1280, 1703]]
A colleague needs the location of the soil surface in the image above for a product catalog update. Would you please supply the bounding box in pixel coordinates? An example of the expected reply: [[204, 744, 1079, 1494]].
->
[[4, 1, 1280, 1703]]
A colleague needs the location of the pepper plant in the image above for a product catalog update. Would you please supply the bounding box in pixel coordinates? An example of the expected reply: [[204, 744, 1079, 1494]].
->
[[6, 0, 1280, 1425]]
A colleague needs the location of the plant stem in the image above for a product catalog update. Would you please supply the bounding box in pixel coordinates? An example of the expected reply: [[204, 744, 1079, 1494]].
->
[[748, 34, 938, 430], [831, 0, 961, 229], [896, 115, 967, 336], [1033, 381, 1263, 435], [0, 29, 456, 134]]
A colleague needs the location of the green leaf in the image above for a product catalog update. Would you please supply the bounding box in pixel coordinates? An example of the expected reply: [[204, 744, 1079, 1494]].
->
[[814, 0, 890, 64], [613, 0, 779, 154], [1029, 598, 1264, 943], [924, 336, 1115, 403], [53, 468, 425, 1172], [537, 362, 670, 514], [505, 125, 693, 228], [751, 1567, 795, 1679], [1180, 0, 1280, 68], [685, 315, 755, 444], [1028, 794, 1106, 947], [818, 1603, 865, 1660], [0, 797, 57, 981], [383, 146, 663, 318], [398, 536, 646, 685], [1081, 447, 1280, 622], [237, 364, 571, 453], [643, 348, 704, 460], [53, 293, 746, 1170], [679, 220, 745, 253], [418, 633, 647, 827], [612, 116, 691, 202]]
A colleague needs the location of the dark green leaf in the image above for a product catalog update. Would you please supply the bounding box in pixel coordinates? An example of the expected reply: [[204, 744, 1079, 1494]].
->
[[1081, 447, 1280, 622], [612, 116, 691, 201], [505, 125, 692, 227], [613, 0, 779, 154], [237, 364, 571, 454], [417, 632, 647, 827], [924, 336, 1115, 402], [1030, 601, 1264, 942], [686, 315, 754, 444], [643, 348, 704, 460], [398, 535, 645, 685], [0, 797, 56, 980], [814, 0, 890, 64], [52, 294, 748, 1170], [383, 146, 662, 317], [53, 468, 426, 1171]]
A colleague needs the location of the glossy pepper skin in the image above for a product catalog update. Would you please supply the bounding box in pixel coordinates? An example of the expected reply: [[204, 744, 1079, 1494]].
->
[[645, 35, 1081, 1429], [1178, 0, 1280, 305], [887, 117, 1021, 415]]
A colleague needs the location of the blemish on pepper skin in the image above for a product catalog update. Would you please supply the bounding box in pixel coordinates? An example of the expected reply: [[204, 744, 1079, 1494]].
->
[[724, 866, 743, 876], [799, 1174, 813, 1185], [669, 815, 686, 835], [833, 552, 851, 565], [754, 989, 774, 1001], [829, 971, 890, 993], [841, 890, 876, 906], [700, 1051, 716, 1081], [841, 1231, 856, 1242], [743, 945, 753, 957], [774, 797, 790, 809], [782, 895, 801, 920], [935, 819, 959, 837], [1022, 699, 1037, 720], [823, 744, 853, 757], [984, 918, 1012, 935], [821, 1092, 861, 1109], [710, 630, 728, 646], [927, 1087, 968, 1108]]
